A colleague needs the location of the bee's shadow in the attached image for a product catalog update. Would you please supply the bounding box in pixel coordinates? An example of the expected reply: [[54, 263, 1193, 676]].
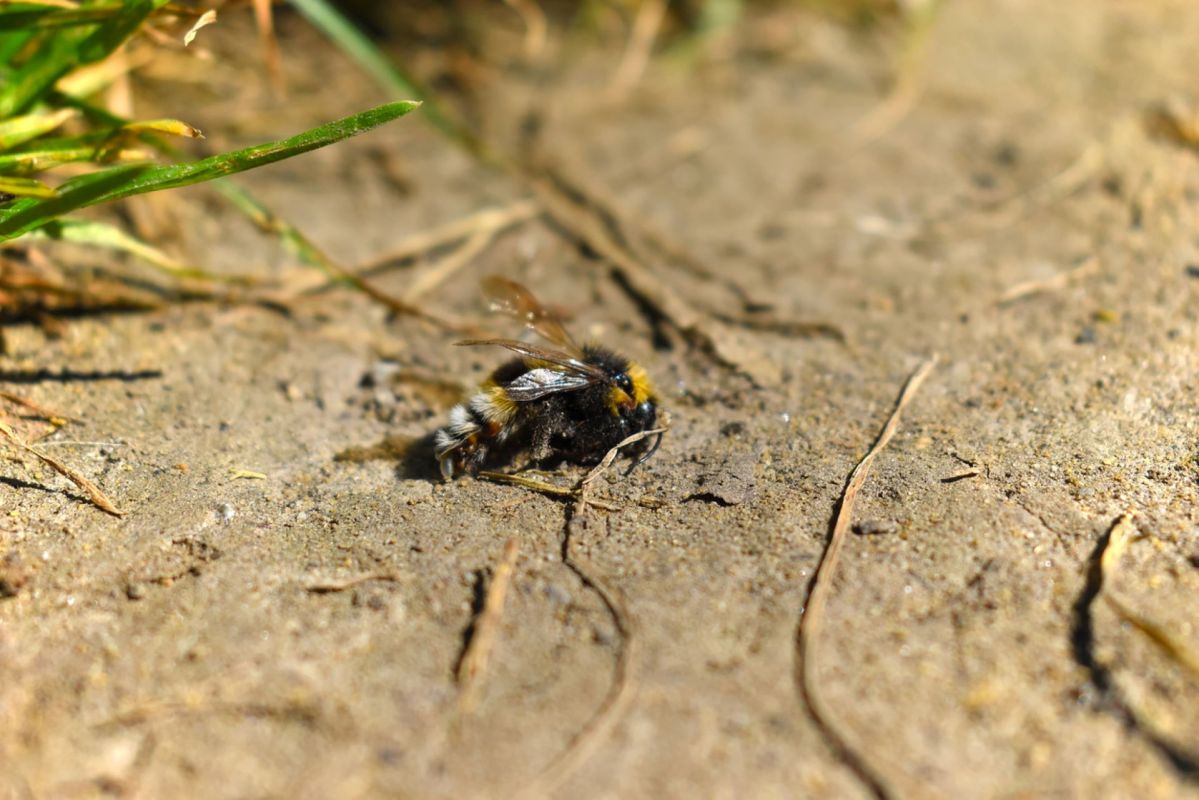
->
[[396, 432, 442, 481], [333, 431, 442, 482]]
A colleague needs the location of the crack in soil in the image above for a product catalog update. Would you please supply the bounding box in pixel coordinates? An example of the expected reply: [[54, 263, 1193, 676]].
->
[[515, 498, 637, 798], [1071, 516, 1199, 781]]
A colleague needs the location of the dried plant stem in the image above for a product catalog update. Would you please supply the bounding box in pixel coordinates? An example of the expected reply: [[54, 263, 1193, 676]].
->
[[0, 391, 77, 423], [503, 0, 548, 62], [523, 165, 779, 385], [353, 200, 540, 277], [0, 420, 123, 516], [304, 573, 401, 594], [458, 537, 521, 714], [506, 428, 662, 797], [580, 428, 665, 487], [998, 257, 1100, 305], [1096, 517, 1199, 680], [610, 0, 667, 96], [795, 357, 937, 799], [479, 428, 665, 509], [478, 471, 575, 497], [1105, 595, 1199, 680], [400, 225, 498, 304], [252, 0, 285, 95]]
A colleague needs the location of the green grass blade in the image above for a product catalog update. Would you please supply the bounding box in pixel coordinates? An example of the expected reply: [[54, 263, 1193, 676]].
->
[[288, 0, 486, 158], [0, 146, 151, 175], [0, 0, 170, 119], [212, 179, 329, 269], [0, 108, 78, 150], [286, 0, 420, 98], [2, 118, 199, 157], [27, 217, 186, 271], [0, 163, 145, 239], [42, 91, 335, 272], [0, 4, 132, 31], [0, 29, 34, 62], [0, 100, 420, 240], [27, 216, 269, 284], [0, 174, 57, 198]]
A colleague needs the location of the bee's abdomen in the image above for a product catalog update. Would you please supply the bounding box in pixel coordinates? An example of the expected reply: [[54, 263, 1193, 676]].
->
[[434, 403, 481, 452], [434, 379, 522, 478]]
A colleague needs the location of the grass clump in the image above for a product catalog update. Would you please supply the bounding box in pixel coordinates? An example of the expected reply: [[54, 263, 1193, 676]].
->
[[0, 2, 419, 515], [0, 2, 417, 243]]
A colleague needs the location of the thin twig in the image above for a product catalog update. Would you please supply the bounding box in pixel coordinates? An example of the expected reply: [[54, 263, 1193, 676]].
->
[[1105, 594, 1199, 680], [998, 257, 1100, 305], [1073, 515, 1199, 776], [252, 0, 285, 95], [0, 391, 78, 423], [503, 0, 548, 62], [795, 357, 937, 799], [219, 181, 474, 333], [304, 573, 401, 593], [609, 0, 668, 97], [580, 428, 665, 487], [458, 537, 521, 714], [850, 1, 943, 145], [1145, 100, 1199, 152], [353, 200, 540, 276], [0, 420, 123, 516], [1096, 518, 1199, 679], [101, 698, 325, 730], [37, 441, 123, 449], [400, 225, 498, 304], [478, 470, 575, 497], [479, 428, 666, 507], [944, 141, 1106, 236], [523, 165, 780, 385]]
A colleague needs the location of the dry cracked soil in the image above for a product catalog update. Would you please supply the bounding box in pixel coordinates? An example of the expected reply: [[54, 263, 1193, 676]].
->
[[2, 2, 1199, 798]]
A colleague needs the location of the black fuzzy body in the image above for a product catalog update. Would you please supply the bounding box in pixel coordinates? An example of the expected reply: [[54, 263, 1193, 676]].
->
[[439, 345, 658, 477]]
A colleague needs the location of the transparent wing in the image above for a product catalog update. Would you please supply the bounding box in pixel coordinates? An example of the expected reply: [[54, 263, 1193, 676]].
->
[[481, 275, 582, 356], [455, 338, 608, 383], [503, 367, 595, 401]]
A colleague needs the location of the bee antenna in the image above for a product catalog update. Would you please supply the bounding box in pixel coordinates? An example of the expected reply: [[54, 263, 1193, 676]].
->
[[625, 430, 664, 475]]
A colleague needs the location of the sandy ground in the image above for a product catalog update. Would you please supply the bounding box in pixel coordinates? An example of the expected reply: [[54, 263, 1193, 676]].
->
[[2, 1, 1199, 798]]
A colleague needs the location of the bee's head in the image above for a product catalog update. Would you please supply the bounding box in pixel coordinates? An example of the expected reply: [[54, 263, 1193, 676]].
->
[[603, 358, 662, 471], [606, 361, 656, 419]]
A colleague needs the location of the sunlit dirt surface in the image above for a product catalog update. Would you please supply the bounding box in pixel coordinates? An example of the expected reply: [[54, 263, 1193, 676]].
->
[[2, 2, 1199, 797]]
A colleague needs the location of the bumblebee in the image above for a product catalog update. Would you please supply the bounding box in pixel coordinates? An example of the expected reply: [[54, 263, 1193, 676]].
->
[[435, 276, 662, 480]]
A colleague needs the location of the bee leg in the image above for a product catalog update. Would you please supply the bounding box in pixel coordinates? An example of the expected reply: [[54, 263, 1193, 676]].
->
[[625, 430, 664, 475], [463, 441, 492, 475], [528, 421, 562, 463]]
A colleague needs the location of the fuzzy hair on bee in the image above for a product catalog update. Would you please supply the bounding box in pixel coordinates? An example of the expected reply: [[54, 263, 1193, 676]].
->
[[435, 277, 662, 480]]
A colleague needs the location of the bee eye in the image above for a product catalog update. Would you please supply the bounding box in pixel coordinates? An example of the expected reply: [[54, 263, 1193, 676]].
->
[[615, 373, 633, 394]]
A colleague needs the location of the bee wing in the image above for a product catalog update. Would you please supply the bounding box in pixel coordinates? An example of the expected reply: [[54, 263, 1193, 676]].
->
[[504, 367, 595, 401], [455, 338, 609, 383], [481, 275, 583, 357]]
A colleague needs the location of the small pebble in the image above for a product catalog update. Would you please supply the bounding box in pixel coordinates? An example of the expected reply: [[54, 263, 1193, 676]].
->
[[853, 519, 899, 536], [544, 583, 571, 607]]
